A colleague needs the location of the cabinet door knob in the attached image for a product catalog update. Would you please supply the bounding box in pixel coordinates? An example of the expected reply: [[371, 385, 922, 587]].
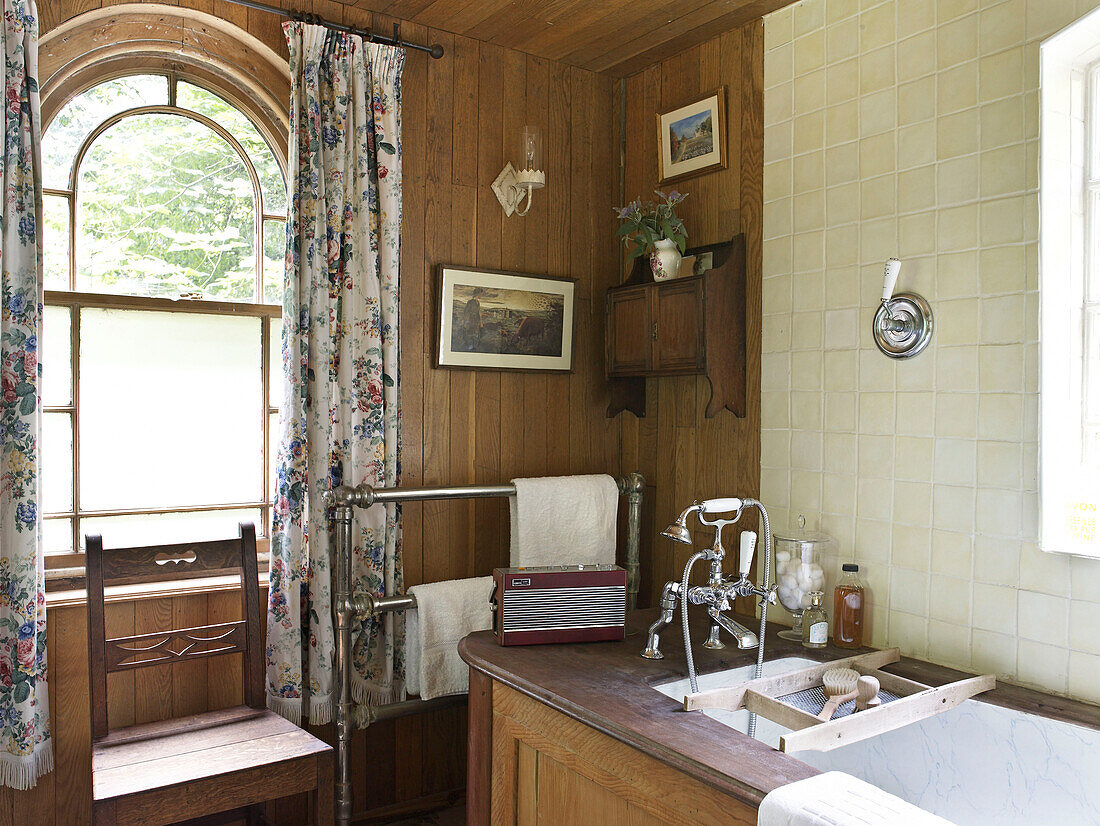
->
[[651, 322, 658, 341]]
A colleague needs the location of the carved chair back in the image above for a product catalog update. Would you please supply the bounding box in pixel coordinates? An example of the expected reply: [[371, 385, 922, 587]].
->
[[85, 523, 264, 741]]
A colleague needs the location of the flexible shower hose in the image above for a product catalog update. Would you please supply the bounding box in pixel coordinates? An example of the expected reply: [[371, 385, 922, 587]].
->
[[680, 499, 773, 741]]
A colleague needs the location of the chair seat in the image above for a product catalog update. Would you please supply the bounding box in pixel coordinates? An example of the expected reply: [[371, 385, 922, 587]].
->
[[93, 705, 330, 804]]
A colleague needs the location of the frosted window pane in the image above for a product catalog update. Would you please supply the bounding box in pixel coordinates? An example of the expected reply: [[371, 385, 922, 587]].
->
[[264, 219, 285, 305], [43, 519, 73, 555], [43, 75, 168, 189], [268, 411, 279, 503], [44, 194, 70, 289], [80, 509, 263, 549], [42, 413, 73, 513], [269, 316, 282, 407], [77, 113, 255, 301], [177, 82, 287, 215], [42, 305, 71, 406], [79, 308, 263, 509]]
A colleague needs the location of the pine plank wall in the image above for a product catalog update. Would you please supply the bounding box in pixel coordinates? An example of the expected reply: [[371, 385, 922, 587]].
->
[[17, 1, 763, 822]]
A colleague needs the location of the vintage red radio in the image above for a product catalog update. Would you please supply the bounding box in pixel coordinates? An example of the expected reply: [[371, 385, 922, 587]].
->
[[491, 564, 627, 646]]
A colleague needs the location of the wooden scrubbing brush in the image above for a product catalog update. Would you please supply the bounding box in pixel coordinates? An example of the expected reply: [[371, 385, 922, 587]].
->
[[818, 668, 859, 721]]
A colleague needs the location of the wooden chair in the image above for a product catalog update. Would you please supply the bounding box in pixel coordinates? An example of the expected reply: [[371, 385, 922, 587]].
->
[[86, 523, 333, 826]]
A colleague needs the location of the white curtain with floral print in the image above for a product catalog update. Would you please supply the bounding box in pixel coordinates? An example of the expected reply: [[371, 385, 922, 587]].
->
[[0, 0, 51, 790], [266, 21, 404, 726]]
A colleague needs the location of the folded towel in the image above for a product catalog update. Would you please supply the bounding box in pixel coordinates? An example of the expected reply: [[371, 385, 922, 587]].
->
[[405, 576, 494, 700], [758, 772, 956, 826], [508, 474, 619, 568]]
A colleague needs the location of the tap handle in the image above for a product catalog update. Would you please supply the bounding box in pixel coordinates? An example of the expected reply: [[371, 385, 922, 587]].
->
[[881, 258, 901, 303], [701, 497, 743, 514], [739, 530, 757, 577]]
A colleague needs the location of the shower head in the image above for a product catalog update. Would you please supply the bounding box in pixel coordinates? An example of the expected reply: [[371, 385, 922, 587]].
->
[[661, 504, 701, 545]]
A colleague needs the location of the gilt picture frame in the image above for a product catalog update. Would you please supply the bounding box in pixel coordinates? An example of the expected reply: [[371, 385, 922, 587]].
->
[[657, 87, 728, 184], [436, 265, 576, 372]]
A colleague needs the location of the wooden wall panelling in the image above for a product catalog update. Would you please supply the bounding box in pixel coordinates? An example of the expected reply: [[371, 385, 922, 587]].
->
[[393, 13, 428, 808], [619, 22, 763, 608], [32, 1, 629, 823], [472, 39, 504, 583], [449, 33, 478, 578]]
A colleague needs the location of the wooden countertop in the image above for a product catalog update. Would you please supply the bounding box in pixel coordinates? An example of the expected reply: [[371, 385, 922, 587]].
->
[[459, 608, 1100, 810]]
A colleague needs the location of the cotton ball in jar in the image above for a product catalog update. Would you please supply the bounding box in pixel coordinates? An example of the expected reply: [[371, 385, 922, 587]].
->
[[781, 574, 798, 591]]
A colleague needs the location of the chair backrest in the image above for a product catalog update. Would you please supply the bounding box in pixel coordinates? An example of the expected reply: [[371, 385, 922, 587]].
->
[[85, 523, 264, 740]]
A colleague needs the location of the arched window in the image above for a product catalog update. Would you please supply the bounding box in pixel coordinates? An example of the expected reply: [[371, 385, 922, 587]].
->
[[41, 72, 287, 571]]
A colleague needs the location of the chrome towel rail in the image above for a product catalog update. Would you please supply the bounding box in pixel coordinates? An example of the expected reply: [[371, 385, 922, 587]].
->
[[323, 472, 645, 826]]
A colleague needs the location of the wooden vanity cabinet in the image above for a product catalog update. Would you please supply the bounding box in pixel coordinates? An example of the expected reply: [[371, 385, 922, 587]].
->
[[605, 234, 746, 418], [468, 671, 758, 826]]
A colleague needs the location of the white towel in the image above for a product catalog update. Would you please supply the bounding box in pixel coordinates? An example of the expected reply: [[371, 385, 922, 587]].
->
[[758, 772, 956, 826], [405, 576, 494, 700], [508, 474, 619, 568]]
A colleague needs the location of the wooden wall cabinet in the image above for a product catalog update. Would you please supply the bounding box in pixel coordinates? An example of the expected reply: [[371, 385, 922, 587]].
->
[[605, 235, 746, 419]]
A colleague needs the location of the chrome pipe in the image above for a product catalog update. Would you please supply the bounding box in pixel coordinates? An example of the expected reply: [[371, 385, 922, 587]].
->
[[621, 471, 645, 610], [333, 505, 355, 826], [325, 472, 645, 822]]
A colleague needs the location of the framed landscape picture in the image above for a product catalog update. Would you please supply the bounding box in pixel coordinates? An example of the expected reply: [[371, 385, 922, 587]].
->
[[436, 266, 575, 372], [657, 87, 727, 184]]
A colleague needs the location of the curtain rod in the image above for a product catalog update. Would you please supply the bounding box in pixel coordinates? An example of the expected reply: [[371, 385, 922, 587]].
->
[[222, 0, 445, 59]]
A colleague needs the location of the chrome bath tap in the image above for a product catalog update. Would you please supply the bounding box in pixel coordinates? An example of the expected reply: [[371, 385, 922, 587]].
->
[[642, 497, 776, 739]]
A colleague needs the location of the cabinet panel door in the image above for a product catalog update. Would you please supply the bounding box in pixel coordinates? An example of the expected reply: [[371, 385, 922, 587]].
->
[[654, 279, 704, 372], [607, 287, 651, 375]]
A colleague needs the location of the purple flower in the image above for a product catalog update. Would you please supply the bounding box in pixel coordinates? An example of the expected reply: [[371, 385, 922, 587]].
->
[[669, 190, 681, 200]]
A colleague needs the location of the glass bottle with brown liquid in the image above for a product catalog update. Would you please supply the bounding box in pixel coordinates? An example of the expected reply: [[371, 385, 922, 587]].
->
[[833, 563, 864, 649]]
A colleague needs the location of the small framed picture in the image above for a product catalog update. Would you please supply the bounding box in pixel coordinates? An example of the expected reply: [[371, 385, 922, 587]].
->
[[436, 265, 575, 372], [657, 87, 727, 184]]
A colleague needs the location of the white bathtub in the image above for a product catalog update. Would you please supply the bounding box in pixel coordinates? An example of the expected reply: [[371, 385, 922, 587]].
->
[[655, 657, 1100, 825]]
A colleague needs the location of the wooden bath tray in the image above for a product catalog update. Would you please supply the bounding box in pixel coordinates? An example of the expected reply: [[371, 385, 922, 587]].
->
[[683, 648, 995, 752]]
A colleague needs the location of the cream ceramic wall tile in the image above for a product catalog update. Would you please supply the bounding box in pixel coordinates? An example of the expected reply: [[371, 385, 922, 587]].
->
[[978, 47, 1024, 103], [972, 535, 1020, 586], [891, 566, 931, 611], [1018, 543, 1071, 596], [970, 628, 1017, 675], [938, 0, 978, 24], [1017, 589, 1069, 645], [760, 0, 1100, 700], [795, 0, 827, 36], [979, 0, 1024, 55], [1067, 651, 1100, 704], [932, 483, 976, 532], [897, 0, 936, 37], [972, 582, 1017, 631], [937, 13, 979, 69], [928, 619, 971, 666], [932, 529, 973, 577], [1016, 638, 1068, 692], [889, 610, 929, 656], [937, 250, 980, 297], [893, 430, 933, 473], [933, 437, 978, 485], [895, 391, 935, 434]]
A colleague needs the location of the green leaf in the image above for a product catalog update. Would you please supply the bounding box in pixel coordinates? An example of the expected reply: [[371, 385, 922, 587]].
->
[[19, 394, 34, 417], [13, 681, 29, 705], [379, 141, 396, 155]]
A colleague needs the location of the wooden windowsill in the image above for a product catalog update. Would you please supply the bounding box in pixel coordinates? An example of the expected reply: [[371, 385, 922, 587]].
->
[[45, 572, 270, 609]]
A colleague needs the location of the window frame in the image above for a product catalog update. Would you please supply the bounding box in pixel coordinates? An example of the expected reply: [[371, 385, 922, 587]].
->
[[41, 71, 287, 578], [1039, 10, 1100, 558]]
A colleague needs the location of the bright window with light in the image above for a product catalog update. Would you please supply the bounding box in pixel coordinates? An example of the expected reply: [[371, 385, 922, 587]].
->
[[41, 73, 286, 572], [1040, 11, 1100, 557]]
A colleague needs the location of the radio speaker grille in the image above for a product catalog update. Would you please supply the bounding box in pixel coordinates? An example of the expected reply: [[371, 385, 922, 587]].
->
[[501, 585, 625, 632]]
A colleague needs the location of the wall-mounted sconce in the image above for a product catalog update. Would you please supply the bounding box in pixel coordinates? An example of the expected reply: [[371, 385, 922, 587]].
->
[[492, 125, 545, 217], [872, 258, 933, 359]]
